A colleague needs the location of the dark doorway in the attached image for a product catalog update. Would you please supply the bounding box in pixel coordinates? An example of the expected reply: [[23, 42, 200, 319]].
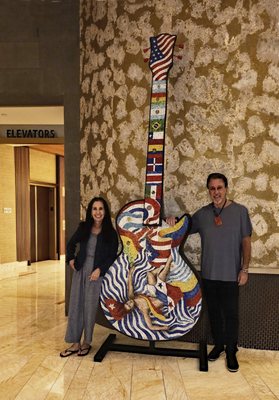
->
[[30, 185, 57, 262]]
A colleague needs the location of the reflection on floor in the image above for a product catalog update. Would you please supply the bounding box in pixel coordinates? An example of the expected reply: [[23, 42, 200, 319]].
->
[[0, 259, 278, 400]]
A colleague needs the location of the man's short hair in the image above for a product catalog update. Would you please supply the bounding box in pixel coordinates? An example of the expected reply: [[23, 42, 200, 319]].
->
[[206, 173, 228, 188]]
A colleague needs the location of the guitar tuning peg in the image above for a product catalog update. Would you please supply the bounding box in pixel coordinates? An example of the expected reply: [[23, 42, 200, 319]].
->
[[144, 57, 149, 63], [174, 55, 182, 60], [175, 43, 184, 49], [143, 47, 150, 53]]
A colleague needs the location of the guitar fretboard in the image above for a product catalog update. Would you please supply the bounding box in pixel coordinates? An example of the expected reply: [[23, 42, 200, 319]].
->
[[143, 34, 177, 225]]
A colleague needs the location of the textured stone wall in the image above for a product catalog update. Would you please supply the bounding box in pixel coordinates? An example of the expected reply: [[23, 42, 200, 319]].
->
[[80, 0, 279, 270]]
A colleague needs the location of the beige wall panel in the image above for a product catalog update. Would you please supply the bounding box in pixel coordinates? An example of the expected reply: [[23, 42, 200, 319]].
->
[[80, 0, 279, 271], [30, 149, 56, 184], [0, 145, 17, 263]]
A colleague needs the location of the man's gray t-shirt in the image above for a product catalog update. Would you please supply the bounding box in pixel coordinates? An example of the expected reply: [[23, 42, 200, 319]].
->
[[190, 201, 252, 282]]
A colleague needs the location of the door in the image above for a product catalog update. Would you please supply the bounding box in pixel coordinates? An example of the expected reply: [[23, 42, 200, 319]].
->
[[30, 185, 57, 262]]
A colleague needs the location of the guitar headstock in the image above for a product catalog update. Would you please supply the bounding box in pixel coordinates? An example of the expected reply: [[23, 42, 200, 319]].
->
[[143, 33, 181, 81]]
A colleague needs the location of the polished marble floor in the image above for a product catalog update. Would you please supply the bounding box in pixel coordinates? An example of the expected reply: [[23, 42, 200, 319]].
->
[[0, 259, 278, 400]]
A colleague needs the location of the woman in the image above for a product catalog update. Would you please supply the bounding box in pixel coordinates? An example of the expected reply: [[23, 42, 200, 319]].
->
[[60, 197, 118, 357]]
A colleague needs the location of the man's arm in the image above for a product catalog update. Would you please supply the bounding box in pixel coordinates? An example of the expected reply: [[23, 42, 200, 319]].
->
[[238, 236, 251, 286], [242, 235, 251, 270]]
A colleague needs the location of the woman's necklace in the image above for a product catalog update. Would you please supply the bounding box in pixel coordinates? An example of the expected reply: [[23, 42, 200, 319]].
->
[[212, 199, 227, 226]]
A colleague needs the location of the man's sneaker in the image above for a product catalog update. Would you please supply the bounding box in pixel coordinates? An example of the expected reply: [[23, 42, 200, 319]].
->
[[226, 350, 239, 372], [208, 345, 225, 361]]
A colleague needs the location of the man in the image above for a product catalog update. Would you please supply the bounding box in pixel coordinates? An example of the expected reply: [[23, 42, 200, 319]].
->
[[167, 172, 252, 372]]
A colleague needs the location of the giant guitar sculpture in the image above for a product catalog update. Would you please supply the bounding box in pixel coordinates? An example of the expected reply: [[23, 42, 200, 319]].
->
[[100, 33, 202, 341]]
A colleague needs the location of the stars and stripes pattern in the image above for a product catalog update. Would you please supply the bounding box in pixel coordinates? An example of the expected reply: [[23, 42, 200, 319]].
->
[[116, 199, 190, 270], [149, 33, 177, 81], [146, 233, 172, 267]]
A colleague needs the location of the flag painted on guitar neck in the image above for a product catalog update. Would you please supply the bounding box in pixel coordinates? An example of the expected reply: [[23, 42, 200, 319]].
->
[[144, 34, 176, 225], [144, 80, 166, 223], [149, 34, 177, 81]]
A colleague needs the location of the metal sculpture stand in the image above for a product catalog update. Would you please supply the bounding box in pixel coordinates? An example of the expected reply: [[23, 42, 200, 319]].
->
[[94, 333, 208, 371]]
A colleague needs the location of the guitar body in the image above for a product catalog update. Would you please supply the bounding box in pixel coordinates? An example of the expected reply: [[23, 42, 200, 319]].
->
[[100, 198, 202, 341]]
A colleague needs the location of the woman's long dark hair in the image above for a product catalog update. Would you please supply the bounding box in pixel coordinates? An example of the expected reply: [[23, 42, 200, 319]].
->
[[82, 196, 115, 242]]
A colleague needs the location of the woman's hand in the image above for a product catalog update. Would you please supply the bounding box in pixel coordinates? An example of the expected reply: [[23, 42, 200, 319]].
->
[[89, 268, 101, 281], [69, 259, 76, 271]]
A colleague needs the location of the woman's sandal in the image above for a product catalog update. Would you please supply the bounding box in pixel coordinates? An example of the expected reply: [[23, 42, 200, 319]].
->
[[78, 345, 92, 357], [60, 348, 79, 357]]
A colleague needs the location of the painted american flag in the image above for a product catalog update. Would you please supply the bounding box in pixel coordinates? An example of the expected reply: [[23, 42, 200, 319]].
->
[[149, 33, 177, 81]]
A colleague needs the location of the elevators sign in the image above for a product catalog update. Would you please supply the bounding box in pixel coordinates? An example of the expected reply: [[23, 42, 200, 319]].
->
[[0, 125, 64, 139]]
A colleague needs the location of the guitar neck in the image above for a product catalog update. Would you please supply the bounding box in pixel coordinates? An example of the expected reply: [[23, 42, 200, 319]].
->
[[143, 33, 177, 226], [144, 79, 167, 225]]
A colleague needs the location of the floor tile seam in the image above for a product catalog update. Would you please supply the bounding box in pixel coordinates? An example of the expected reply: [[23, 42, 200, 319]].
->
[[161, 365, 173, 400], [177, 357, 192, 400], [235, 363, 276, 400], [11, 354, 47, 399], [65, 358, 95, 397], [130, 361, 134, 400], [58, 358, 83, 399], [250, 360, 279, 394], [45, 358, 80, 400], [15, 354, 66, 399]]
